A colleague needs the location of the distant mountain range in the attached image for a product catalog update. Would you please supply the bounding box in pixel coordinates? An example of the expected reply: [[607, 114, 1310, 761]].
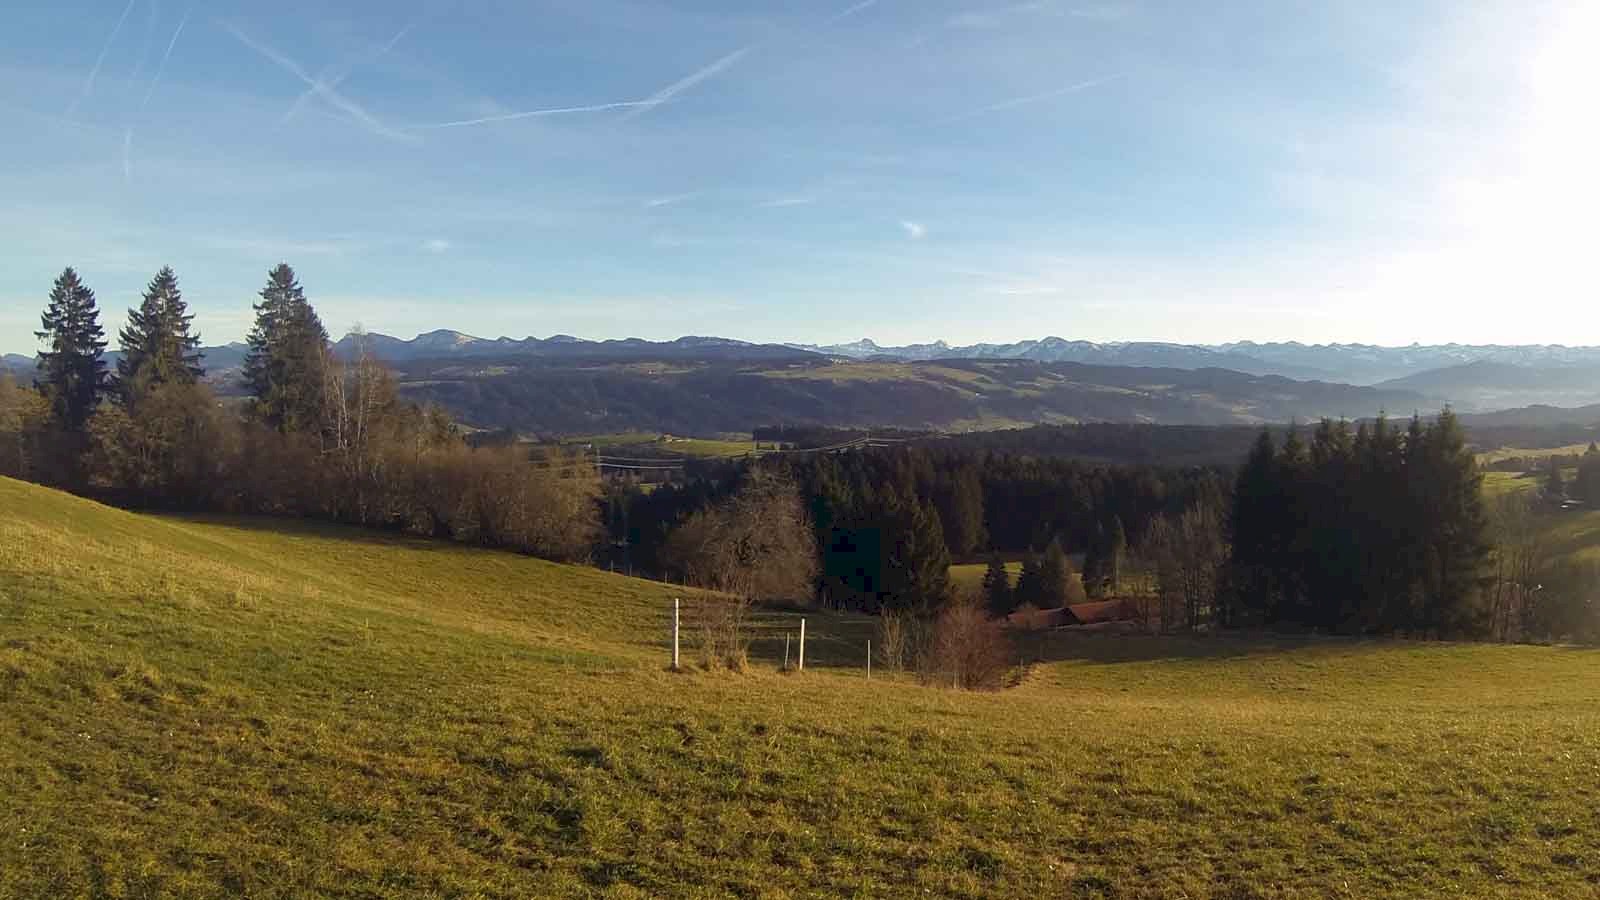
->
[[10, 330, 1600, 428], [332, 330, 813, 364], [789, 338, 1600, 386]]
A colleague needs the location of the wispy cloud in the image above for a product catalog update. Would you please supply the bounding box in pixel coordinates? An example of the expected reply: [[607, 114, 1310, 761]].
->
[[423, 238, 452, 253], [935, 74, 1121, 124], [645, 193, 697, 208], [947, 1, 1053, 29], [283, 21, 415, 125], [221, 21, 416, 143], [619, 45, 754, 121], [139, 7, 191, 112], [412, 100, 652, 130], [824, 0, 881, 27], [68, 0, 138, 116], [946, 1, 1129, 29], [759, 195, 817, 208], [900, 220, 927, 239], [125, 7, 192, 184]]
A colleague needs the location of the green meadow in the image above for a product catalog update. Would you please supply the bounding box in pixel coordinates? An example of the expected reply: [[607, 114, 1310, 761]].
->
[[4, 476, 1600, 898]]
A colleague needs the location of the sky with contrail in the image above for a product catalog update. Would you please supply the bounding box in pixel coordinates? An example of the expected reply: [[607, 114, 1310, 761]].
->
[[1, 0, 1596, 351]]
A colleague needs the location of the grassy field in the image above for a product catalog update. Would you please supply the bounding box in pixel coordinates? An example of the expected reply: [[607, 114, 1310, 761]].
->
[[1477, 444, 1595, 465], [950, 561, 1022, 597], [570, 433, 758, 459], [7, 477, 1600, 897]]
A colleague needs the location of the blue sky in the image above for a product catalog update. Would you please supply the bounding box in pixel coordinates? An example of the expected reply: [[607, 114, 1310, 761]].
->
[[3, 0, 1596, 354]]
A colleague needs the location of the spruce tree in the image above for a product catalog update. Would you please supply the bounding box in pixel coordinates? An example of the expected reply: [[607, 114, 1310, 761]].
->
[[1545, 456, 1566, 501], [35, 267, 109, 432], [117, 266, 203, 404], [1040, 538, 1070, 608], [1414, 408, 1490, 636], [1105, 516, 1127, 595], [242, 263, 329, 434], [1013, 552, 1045, 609], [1576, 444, 1600, 506], [982, 553, 1014, 618], [1082, 522, 1106, 598], [1227, 430, 1279, 625]]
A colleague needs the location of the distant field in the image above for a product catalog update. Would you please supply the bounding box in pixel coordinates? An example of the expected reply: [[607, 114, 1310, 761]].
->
[[1478, 443, 1595, 464], [950, 560, 1022, 597], [569, 432, 757, 459], [1483, 470, 1540, 498], [7, 477, 1600, 897]]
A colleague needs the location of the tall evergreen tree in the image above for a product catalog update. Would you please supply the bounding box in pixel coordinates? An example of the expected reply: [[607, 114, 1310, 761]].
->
[[117, 266, 203, 404], [1412, 408, 1490, 636], [1040, 537, 1071, 608], [1082, 522, 1107, 598], [242, 263, 329, 434], [1575, 443, 1600, 506], [1545, 456, 1566, 501], [1013, 552, 1045, 609], [982, 553, 1014, 618], [35, 267, 109, 432], [1227, 429, 1280, 626], [1105, 516, 1127, 595]]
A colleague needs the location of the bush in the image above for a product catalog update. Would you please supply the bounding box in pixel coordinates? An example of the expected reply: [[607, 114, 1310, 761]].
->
[[920, 600, 1014, 690]]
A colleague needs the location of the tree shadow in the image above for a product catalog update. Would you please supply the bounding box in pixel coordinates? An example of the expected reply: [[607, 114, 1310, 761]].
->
[[159, 512, 474, 554], [1015, 630, 1388, 666]]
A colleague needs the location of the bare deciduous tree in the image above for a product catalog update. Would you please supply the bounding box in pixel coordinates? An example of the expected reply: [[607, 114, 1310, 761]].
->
[[663, 469, 820, 669], [1487, 493, 1548, 642], [1145, 502, 1228, 632]]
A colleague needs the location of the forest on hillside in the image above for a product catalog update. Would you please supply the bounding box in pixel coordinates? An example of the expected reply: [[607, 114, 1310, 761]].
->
[[7, 263, 1598, 651]]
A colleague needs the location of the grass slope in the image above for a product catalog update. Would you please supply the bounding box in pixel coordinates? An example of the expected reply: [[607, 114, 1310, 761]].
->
[[5, 477, 1600, 897]]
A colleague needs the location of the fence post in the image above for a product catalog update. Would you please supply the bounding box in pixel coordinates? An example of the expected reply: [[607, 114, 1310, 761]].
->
[[784, 633, 791, 671], [798, 618, 806, 672], [672, 598, 680, 671], [867, 640, 871, 680]]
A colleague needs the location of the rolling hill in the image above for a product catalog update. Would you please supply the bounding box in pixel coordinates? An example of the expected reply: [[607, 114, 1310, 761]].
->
[[6, 477, 1600, 896], [1380, 361, 1600, 412], [398, 357, 1432, 435]]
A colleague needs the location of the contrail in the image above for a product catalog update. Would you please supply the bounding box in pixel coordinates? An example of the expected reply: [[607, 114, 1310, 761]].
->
[[413, 100, 655, 130], [222, 21, 416, 142], [139, 7, 191, 111], [935, 74, 1121, 124], [619, 45, 753, 121], [824, 0, 880, 26], [68, 0, 138, 116], [283, 20, 415, 125], [123, 7, 191, 185]]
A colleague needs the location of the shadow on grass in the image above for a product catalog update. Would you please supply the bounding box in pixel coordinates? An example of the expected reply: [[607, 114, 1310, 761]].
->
[[740, 605, 878, 673], [1013, 630, 1393, 666], [161, 512, 460, 554]]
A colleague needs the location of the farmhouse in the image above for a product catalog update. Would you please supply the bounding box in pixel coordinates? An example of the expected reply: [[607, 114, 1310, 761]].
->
[[1005, 599, 1143, 631]]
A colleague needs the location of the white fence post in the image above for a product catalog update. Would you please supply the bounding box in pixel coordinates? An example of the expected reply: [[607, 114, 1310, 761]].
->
[[672, 598, 680, 671], [798, 618, 806, 672]]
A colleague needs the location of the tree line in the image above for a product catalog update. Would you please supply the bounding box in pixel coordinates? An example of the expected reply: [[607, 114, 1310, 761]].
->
[[3, 265, 599, 560]]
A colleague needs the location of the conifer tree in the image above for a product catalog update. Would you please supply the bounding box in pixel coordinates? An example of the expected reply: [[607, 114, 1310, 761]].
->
[[1227, 430, 1282, 625], [1545, 456, 1566, 501], [1105, 516, 1127, 595], [242, 263, 329, 434], [982, 553, 1014, 618], [1082, 522, 1106, 598], [1013, 552, 1045, 609], [1575, 443, 1600, 506], [35, 267, 108, 432], [1040, 537, 1070, 608], [117, 266, 203, 404]]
